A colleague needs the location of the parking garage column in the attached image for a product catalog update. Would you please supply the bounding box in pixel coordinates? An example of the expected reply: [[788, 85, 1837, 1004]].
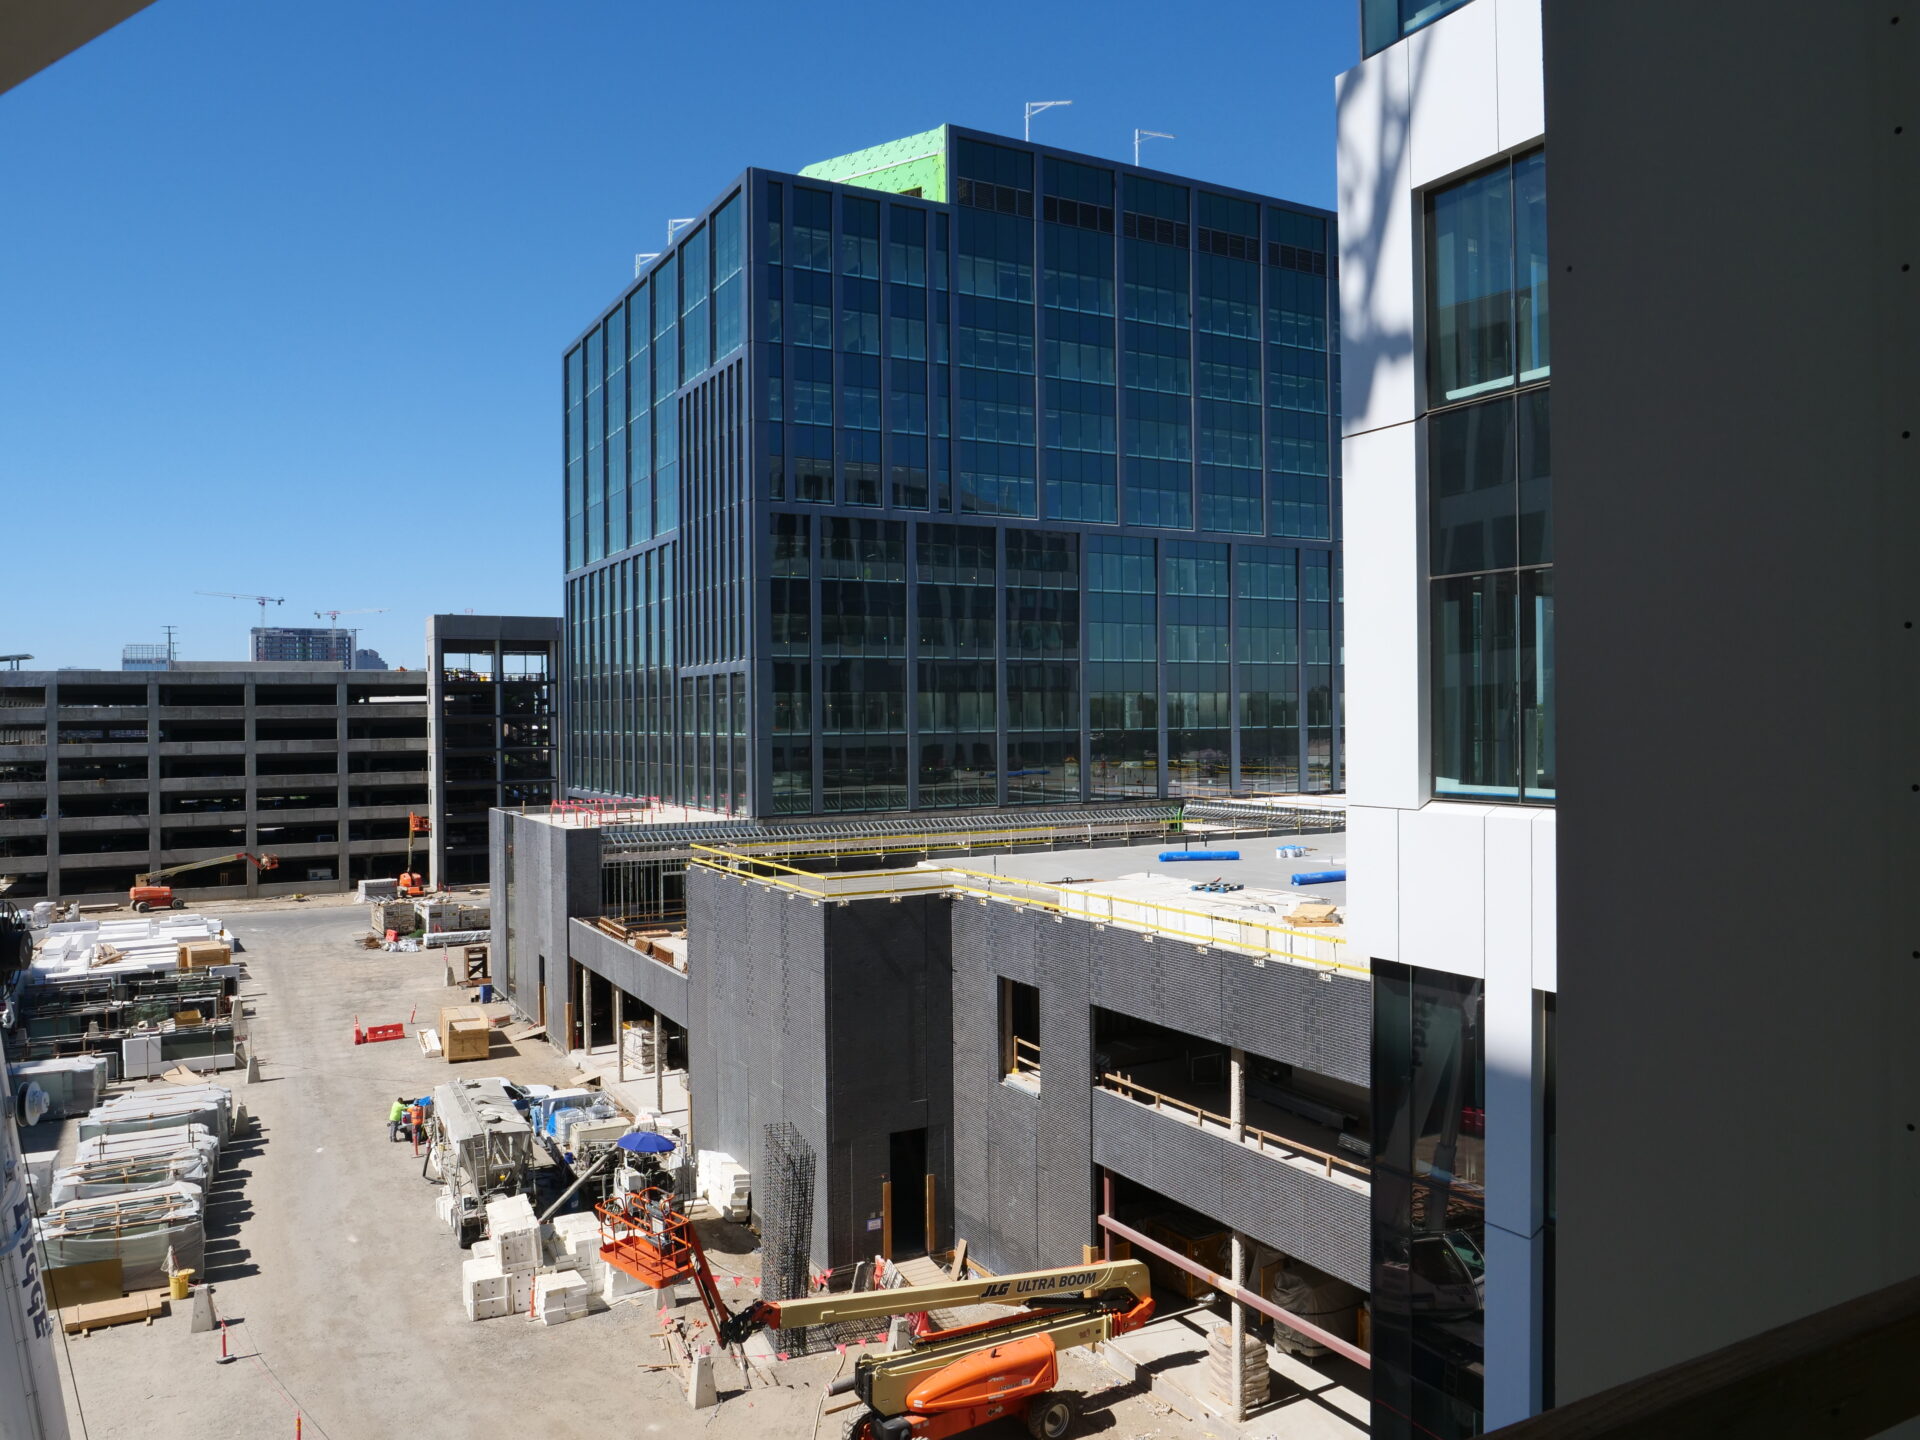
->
[[243, 679, 260, 896]]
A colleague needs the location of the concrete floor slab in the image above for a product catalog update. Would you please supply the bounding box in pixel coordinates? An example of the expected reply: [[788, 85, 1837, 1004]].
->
[[1103, 1301, 1371, 1440]]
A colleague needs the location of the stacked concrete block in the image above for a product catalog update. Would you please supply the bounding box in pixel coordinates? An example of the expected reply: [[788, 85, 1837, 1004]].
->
[[602, 1262, 647, 1304], [549, 1212, 606, 1291], [461, 1257, 510, 1321], [486, 1195, 539, 1274], [696, 1150, 751, 1223], [534, 1271, 590, 1326]]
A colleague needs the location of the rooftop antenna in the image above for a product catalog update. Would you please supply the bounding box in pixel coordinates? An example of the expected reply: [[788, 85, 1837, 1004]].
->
[[666, 218, 695, 245], [1024, 100, 1073, 141], [196, 591, 286, 625], [161, 624, 178, 668], [1133, 129, 1175, 166], [633, 252, 660, 277]]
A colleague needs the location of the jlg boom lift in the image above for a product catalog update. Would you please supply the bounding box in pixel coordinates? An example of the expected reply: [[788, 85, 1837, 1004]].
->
[[396, 811, 429, 896], [128, 852, 279, 911], [597, 1189, 1154, 1439]]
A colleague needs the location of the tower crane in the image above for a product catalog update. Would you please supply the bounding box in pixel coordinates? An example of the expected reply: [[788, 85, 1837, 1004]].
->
[[313, 608, 389, 624], [196, 591, 286, 625]]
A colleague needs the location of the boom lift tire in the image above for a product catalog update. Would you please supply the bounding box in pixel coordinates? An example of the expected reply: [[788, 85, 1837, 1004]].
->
[[133, 901, 150, 913], [1026, 1393, 1074, 1439]]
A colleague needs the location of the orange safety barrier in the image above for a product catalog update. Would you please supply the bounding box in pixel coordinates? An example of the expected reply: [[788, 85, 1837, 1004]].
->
[[353, 1019, 406, 1044]]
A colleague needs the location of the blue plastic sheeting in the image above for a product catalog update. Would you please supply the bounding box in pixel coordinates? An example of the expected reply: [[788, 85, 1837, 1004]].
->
[[1289, 870, 1347, 886], [1157, 849, 1241, 862]]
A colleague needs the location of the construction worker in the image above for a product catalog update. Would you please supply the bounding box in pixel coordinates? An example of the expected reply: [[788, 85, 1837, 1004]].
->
[[387, 1096, 409, 1142]]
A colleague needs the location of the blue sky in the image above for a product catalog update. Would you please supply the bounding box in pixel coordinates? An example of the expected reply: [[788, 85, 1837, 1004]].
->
[[0, 0, 1355, 671]]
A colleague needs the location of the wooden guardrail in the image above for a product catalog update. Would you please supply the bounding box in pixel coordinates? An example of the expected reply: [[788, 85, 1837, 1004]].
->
[[1011, 1035, 1041, 1078], [1097, 1071, 1370, 1180], [1481, 1274, 1920, 1440]]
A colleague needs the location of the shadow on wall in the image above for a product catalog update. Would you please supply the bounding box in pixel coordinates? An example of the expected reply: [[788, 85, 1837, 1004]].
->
[[1334, 31, 1427, 428]]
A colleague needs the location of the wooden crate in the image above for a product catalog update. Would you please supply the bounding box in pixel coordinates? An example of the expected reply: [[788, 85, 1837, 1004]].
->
[[439, 1005, 492, 1063], [62, 1289, 168, 1335], [1139, 1213, 1229, 1300], [177, 941, 232, 971]]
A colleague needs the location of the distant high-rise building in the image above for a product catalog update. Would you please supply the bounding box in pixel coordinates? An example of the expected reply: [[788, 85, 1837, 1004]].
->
[[251, 626, 354, 666], [120, 643, 171, 671], [564, 124, 1342, 817], [353, 648, 388, 671]]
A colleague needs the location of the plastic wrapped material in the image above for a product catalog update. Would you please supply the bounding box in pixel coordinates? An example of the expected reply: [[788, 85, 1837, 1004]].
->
[[1266, 1261, 1364, 1357], [50, 1152, 213, 1208], [74, 1124, 219, 1172], [79, 1086, 231, 1144], [37, 1182, 205, 1290]]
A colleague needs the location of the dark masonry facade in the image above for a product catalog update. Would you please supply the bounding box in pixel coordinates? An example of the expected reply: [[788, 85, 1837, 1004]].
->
[[562, 123, 1343, 820], [491, 807, 1370, 1284]]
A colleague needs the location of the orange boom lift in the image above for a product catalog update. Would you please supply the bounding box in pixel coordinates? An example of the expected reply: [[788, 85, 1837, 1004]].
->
[[396, 811, 429, 896], [128, 852, 279, 912], [596, 1189, 1154, 1439]]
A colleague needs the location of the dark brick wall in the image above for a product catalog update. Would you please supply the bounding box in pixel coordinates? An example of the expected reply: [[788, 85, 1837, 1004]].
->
[[951, 897, 1371, 1280]]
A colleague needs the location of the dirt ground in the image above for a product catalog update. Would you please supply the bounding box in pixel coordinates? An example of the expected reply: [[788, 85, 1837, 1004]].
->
[[47, 904, 1221, 1440]]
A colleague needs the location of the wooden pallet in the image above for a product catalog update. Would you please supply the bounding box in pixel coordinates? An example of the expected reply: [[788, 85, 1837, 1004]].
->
[[62, 1289, 169, 1335]]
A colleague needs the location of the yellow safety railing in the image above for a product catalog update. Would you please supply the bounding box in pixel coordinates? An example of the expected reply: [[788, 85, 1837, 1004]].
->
[[687, 844, 1363, 976]]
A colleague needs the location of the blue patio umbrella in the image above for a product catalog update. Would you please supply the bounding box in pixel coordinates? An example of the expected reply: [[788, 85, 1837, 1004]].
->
[[617, 1130, 676, 1155]]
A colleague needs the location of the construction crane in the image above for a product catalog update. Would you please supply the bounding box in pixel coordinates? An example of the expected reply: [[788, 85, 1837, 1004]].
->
[[313, 608, 389, 624], [196, 591, 286, 625], [596, 1189, 1154, 1439], [130, 853, 279, 912], [396, 811, 429, 896]]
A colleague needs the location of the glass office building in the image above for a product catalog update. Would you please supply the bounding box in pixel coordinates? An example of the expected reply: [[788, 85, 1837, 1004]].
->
[[563, 125, 1341, 818]]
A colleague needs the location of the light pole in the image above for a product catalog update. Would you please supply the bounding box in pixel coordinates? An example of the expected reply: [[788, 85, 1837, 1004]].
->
[[1133, 128, 1175, 166], [1024, 100, 1073, 140]]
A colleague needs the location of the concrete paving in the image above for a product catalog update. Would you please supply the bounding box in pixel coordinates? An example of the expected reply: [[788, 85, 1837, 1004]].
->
[[48, 903, 1246, 1440], [1102, 1301, 1369, 1440]]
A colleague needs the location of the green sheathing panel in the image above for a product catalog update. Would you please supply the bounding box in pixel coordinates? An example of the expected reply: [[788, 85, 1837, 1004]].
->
[[800, 125, 948, 202]]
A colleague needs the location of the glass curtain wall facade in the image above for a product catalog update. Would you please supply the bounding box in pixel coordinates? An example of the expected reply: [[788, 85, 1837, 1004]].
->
[[1372, 961, 1489, 1439], [1426, 150, 1552, 804], [562, 129, 1342, 817]]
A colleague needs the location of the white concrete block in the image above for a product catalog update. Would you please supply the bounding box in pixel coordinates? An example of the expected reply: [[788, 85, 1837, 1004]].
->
[[535, 1271, 590, 1322], [1398, 803, 1490, 979], [1336, 43, 1418, 436], [1495, 0, 1546, 149], [688, 1352, 717, 1409], [1408, 0, 1502, 189], [495, 1228, 538, 1275], [603, 1264, 646, 1303], [1342, 806, 1400, 964], [464, 1292, 510, 1322], [1342, 423, 1425, 810], [508, 1269, 536, 1314]]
